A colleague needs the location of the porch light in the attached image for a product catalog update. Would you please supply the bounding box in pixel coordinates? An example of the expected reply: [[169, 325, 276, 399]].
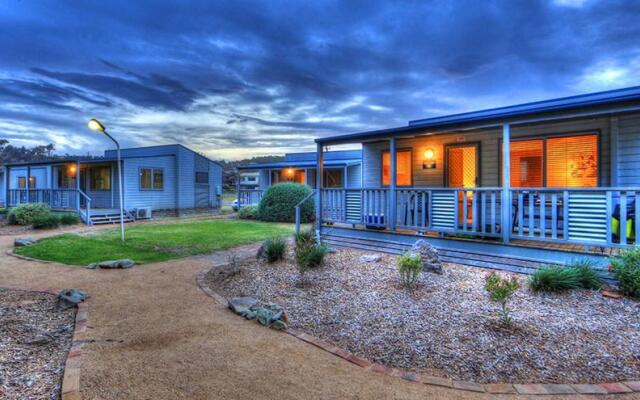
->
[[286, 167, 294, 176], [68, 164, 77, 175], [423, 148, 436, 169]]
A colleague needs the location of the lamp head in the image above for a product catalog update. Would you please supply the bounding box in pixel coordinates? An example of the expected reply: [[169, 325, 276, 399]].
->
[[88, 118, 106, 132], [286, 167, 294, 176]]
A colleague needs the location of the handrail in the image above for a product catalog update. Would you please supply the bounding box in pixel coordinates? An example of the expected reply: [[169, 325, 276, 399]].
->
[[295, 189, 316, 235], [77, 189, 92, 225]]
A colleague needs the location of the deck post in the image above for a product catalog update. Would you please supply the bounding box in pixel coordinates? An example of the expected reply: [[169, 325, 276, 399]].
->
[[235, 168, 241, 208], [390, 137, 397, 231], [26, 166, 31, 203], [501, 123, 511, 243], [76, 161, 81, 215], [316, 143, 324, 240]]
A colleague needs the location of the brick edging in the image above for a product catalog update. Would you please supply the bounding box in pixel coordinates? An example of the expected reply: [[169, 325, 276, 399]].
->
[[196, 265, 640, 396], [1, 286, 88, 400]]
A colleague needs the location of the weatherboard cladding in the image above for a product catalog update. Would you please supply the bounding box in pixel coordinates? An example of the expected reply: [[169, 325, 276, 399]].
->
[[347, 164, 361, 189], [618, 113, 640, 186], [209, 161, 223, 207], [283, 150, 361, 163], [177, 146, 195, 209], [362, 116, 613, 188], [83, 163, 121, 209], [123, 155, 177, 209]]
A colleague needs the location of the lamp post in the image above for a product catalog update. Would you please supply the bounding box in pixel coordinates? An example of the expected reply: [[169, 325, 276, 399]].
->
[[88, 118, 125, 242]]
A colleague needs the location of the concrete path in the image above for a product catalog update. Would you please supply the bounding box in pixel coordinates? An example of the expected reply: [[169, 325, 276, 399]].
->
[[0, 227, 636, 399]]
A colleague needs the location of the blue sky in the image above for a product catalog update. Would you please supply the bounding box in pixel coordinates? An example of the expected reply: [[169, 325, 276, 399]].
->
[[1, 0, 639, 160]]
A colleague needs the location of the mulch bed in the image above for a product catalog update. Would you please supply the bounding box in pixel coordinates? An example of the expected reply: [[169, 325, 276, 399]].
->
[[0, 289, 76, 399], [205, 248, 640, 384]]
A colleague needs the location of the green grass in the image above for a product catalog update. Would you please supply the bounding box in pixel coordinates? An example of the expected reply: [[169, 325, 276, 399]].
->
[[15, 219, 293, 266], [222, 191, 236, 204]]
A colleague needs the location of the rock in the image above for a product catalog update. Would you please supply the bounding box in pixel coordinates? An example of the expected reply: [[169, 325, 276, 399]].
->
[[409, 239, 443, 274], [228, 298, 289, 330], [15, 237, 37, 247], [256, 243, 266, 260], [58, 289, 89, 307], [360, 254, 381, 263], [86, 259, 136, 269], [228, 296, 258, 315]]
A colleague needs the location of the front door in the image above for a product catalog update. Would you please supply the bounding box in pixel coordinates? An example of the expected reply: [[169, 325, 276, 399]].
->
[[446, 143, 479, 226]]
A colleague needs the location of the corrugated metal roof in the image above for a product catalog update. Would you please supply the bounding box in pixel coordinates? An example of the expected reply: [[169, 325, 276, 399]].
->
[[238, 159, 361, 170], [316, 85, 640, 144]]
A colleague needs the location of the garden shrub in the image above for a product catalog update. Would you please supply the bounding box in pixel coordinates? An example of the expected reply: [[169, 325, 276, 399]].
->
[[261, 237, 287, 263], [0, 208, 7, 215], [7, 203, 51, 225], [295, 243, 328, 274], [59, 213, 80, 226], [610, 248, 640, 298], [32, 214, 61, 229], [295, 228, 316, 247], [568, 259, 603, 290], [238, 205, 258, 220], [397, 252, 423, 288], [257, 183, 314, 223], [485, 272, 520, 325], [528, 266, 581, 292]]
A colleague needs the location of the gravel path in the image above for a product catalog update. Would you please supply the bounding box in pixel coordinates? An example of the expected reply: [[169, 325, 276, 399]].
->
[[206, 248, 640, 384], [0, 289, 75, 400]]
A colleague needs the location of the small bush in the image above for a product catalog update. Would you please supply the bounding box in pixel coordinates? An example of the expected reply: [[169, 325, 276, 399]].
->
[[32, 214, 61, 229], [610, 249, 640, 298], [257, 183, 314, 223], [59, 213, 80, 226], [261, 237, 287, 263], [397, 252, 423, 288], [295, 229, 316, 247], [528, 266, 581, 292], [7, 203, 51, 225], [485, 272, 520, 325], [295, 244, 328, 274], [238, 205, 258, 220], [0, 208, 7, 215], [568, 259, 603, 290]]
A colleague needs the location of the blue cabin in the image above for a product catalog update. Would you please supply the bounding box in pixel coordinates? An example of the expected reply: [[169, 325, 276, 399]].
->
[[1, 144, 222, 224], [236, 149, 362, 206], [312, 86, 640, 275]]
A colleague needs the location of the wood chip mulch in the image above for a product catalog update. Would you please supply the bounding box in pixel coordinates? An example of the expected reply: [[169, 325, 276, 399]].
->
[[0, 289, 76, 399], [205, 248, 640, 384]]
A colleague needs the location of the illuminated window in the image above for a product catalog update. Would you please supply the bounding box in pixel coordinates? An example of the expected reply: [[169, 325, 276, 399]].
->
[[502, 134, 598, 188], [382, 150, 412, 186], [140, 167, 163, 190], [18, 176, 26, 189], [90, 166, 111, 190], [510, 140, 543, 187], [546, 135, 598, 187]]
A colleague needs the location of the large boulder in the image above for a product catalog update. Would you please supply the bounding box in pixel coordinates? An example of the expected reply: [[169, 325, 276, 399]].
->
[[228, 297, 289, 330], [86, 259, 136, 269], [409, 239, 443, 274]]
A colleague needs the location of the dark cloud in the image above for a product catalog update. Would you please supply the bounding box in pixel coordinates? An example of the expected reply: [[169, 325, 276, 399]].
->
[[0, 0, 639, 159]]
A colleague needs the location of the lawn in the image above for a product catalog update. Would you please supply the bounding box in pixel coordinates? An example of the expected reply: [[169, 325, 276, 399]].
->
[[15, 219, 293, 265]]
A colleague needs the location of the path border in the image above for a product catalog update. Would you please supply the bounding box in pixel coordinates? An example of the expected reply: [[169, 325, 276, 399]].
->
[[196, 265, 640, 396], [1, 286, 88, 400]]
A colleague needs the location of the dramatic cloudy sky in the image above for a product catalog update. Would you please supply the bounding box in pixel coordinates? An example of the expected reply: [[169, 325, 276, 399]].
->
[[1, 0, 639, 160]]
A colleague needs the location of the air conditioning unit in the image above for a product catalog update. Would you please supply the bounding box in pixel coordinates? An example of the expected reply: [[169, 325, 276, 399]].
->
[[135, 207, 153, 219]]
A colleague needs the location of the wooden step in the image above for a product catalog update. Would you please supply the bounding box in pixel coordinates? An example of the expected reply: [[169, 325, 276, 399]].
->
[[321, 232, 556, 275]]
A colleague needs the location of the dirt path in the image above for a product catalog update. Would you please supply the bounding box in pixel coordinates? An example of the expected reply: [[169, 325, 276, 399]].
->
[[0, 227, 636, 399]]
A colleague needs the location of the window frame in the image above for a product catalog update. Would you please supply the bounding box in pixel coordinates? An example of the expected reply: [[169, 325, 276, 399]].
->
[[139, 167, 165, 191], [89, 166, 112, 191], [381, 148, 413, 187], [499, 130, 600, 188], [17, 176, 26, 189], [322, 168, 343, 188], [195, 171, 209, 184]]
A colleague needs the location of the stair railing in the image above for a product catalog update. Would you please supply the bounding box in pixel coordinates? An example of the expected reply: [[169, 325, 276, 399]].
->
[[295, 189, 316, 235], [77, 189, 92, 225]]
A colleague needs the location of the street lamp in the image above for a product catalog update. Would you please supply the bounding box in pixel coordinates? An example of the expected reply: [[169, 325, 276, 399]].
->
[[88, 118, 125, 242]]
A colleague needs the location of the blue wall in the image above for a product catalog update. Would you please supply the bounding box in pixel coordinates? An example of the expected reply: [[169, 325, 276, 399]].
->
[[122, 156, 177, 209]]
